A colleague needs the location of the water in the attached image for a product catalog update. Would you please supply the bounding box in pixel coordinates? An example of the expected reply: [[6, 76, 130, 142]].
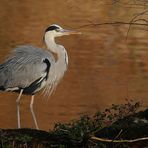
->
[[0, 0, 147, 130]]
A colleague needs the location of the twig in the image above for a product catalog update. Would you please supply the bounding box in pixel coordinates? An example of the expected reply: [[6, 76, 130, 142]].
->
[[126, 18, 148, 40], [113, 129, 123, 141], [126, 9, 148, 39], [91, 136, 148, 143]]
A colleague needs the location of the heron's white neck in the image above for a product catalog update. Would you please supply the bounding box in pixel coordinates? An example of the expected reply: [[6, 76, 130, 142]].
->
[[44, 33, 68, 65], [43, 33, 68, 97], [45, 34, 59, 52]]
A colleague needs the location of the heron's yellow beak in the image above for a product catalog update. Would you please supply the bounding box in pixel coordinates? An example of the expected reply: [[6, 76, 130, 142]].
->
[[61, 29, 82, 35]]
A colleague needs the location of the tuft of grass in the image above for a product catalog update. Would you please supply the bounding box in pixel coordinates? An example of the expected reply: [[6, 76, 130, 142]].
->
[[51, 99, 143, 147]]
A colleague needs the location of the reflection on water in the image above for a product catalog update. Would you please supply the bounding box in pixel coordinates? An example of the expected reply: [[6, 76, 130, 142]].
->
[[0, 0, 147, 130]]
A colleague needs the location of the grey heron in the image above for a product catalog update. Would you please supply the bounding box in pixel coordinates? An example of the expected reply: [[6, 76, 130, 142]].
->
[[0, 24, 81, 129]]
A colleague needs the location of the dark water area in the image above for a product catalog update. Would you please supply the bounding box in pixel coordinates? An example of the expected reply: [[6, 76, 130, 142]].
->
[[0, 0, 147, 130]]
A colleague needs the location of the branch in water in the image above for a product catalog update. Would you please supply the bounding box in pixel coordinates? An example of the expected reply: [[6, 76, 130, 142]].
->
[[74, 21, 148, 30]]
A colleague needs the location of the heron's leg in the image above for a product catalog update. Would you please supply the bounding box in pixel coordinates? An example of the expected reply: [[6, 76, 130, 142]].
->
[[16, 89, 23, 128], [30, 95, 39, 129]]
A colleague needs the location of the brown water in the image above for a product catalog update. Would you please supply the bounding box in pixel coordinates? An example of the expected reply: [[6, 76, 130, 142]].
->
[[0, 0, 148, 130]]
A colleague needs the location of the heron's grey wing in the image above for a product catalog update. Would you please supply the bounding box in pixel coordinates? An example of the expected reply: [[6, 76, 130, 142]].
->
[[0, 45, 55, 93]]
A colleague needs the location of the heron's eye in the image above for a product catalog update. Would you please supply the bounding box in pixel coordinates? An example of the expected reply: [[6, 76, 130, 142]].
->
[[56, 29, 60, 32]]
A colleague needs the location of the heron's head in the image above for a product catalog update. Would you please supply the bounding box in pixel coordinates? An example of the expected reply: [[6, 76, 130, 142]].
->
[[44, 24, 81, 38]]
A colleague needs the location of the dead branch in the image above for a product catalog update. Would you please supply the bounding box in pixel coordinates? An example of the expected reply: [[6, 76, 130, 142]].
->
[[91, 136, 148, 143]]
